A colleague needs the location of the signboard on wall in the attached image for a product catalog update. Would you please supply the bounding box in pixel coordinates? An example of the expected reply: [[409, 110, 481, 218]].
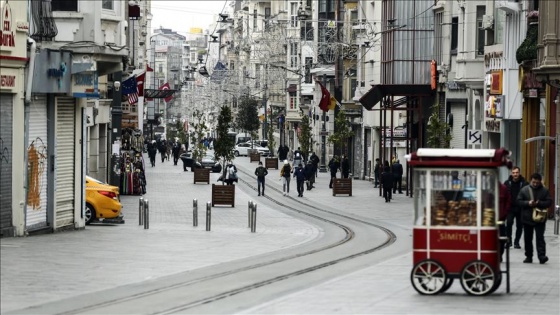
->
[[489, 70, 503, 95]]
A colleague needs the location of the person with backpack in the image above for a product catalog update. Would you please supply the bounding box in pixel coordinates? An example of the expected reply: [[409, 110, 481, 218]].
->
[[293, 147, 303, 167], [225, 162, 238, 185], [303, 160, 316, 190], [280, 160, 292, 196], [254, 161, 268, 196]]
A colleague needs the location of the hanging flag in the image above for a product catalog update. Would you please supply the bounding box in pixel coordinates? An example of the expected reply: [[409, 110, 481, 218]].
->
[[159, 82, 174, 103], [316, 81, 330, 112], [121, 76, 138, 105], [328, 96, 337, 111], [136, 71, 146, 97], [146, 64, 154, 72]]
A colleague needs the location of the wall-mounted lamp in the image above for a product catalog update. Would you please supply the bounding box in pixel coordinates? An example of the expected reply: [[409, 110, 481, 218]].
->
[[363, 41, 370, 47], [114, 81, 121, 91], [210, 34, 218, 42]]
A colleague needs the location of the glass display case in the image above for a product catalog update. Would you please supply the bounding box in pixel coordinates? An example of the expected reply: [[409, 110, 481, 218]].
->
[[414, 169, 498, 228]]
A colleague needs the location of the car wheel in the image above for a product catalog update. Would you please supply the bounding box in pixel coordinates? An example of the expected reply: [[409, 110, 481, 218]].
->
[[234, 151, 239, 157], [85, 204, 95, 225]]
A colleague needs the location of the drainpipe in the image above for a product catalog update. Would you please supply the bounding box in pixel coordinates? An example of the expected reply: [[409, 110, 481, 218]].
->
[[23, 37, 37, 232]]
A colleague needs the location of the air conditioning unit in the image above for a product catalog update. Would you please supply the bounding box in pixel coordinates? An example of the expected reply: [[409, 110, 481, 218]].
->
[[482, 15, 494, 30]]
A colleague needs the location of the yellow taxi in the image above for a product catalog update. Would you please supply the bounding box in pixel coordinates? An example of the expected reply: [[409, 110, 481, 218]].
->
[[85, 176, 122, 224]]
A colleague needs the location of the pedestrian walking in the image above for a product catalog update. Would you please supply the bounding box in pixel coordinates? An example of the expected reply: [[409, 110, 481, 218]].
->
[[280, 160, 292, 196], [303, 160, 316, 190], [499, 182, 511, 262], [373, 158, 381, 188], [254, 161, 268, 196], [293, 163, 306, 197], [328, 155, 340, 188], [517, 172, 552, 264], [158, 139, 167, 163], [147, 140, 157, 167], [225, 162, 238, 185], [504, 166, 528, 249], [381, 161, 393, 202], [341, 155, 350, 179], [172, 140, 181, 166], [293, 147, 303, 167], [392, 159, 403, 194], [309, 152, 319, 178]]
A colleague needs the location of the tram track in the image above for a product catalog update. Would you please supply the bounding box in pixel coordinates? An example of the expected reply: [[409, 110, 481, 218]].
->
[[12, 166, 399, 315]]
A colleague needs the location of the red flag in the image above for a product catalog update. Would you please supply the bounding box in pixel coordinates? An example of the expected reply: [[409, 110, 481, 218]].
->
[[317, 81, 330, 112], [160, 82, 174, 103], [146, 64, 154, 72], [136, 72, 145, 97]]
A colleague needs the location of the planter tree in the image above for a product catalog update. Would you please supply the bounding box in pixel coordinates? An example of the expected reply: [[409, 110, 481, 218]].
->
[[267, 119, 276, 157], [189, 109, 208, 164], [214, 105, 236, 184], [327, 110, 355, 156], [235, 95, 260, 149], [426, 102, 452, 148], [297, 114, 314, 160]]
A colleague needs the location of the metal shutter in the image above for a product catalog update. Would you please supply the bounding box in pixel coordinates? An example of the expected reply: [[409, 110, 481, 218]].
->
[[450, 103, 467, 149], [0, 94, 13, 232], [55, 97, 76, 229], [26, 95, 49, 230]]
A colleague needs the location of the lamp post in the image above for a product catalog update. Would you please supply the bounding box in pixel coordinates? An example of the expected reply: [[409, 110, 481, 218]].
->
[[319, 74, 327, 172]]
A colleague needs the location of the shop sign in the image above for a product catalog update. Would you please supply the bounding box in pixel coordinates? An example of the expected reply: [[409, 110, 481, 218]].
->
[[0, 67, 17, 91], [447, 81, 465, 90], [0, 1, 16, 51], [528, 89, 538, 98], [16, 21, 28, 33], [32, 50, 72, 93], [485, 95, 503, 118], [489, 70, 503, 95], [485, 119, 501, 133], [72, 71, 99, 98]]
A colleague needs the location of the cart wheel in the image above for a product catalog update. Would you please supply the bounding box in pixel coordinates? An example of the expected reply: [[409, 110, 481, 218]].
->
[[460, 260, 498, 296], [410, 259, 448, 295], [440, 277, 454, 293]]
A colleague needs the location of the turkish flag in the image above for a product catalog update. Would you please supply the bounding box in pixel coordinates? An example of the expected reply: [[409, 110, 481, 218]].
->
[[147, 64, 154, 72], [317, 81, 330, 112], [160, 82, 174, 103], [136, 72, 145, 97]]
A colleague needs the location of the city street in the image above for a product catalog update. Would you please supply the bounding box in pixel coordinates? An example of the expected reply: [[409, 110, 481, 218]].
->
[[1, 154, 559, 314]]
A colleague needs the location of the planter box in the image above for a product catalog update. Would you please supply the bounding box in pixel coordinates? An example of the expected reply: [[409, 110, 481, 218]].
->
[[211, 184, 235, 207], [332, 178, 352, 196], [249, 152, 261, 162], [193, 168, 210, 184], [265, 157, 278, 169]]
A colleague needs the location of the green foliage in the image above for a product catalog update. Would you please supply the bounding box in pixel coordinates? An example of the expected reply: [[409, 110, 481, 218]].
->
[[214, 106, 236, 166], [166, 119, 188, 146], [236, 95, 260, 137], [327, 111, 354, 155], [267, 121, 276, 157], [516, 23, 538, 64], [189, 109, 208, 163], [426, 102, 452, 148], [297, 114, 314, 158]]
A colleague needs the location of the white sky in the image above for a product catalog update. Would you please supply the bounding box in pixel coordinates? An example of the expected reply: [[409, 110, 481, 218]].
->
[[150, 0, 230, 36]]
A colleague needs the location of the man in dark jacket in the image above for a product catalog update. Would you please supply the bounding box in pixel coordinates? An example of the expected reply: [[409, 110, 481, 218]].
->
[[328, 155, 340, 188], [254, 161, 268, 196], [309, 152, 319, 178], [373, 158, 381, 188], [391, 159, 403, 194], [172, 140, 181, 166], [293, 163, 306, 197], [303, 161, 316, 190], [381, 162, 393, 202], [517, 173, 552, 264], [504, 167, 528, 249]]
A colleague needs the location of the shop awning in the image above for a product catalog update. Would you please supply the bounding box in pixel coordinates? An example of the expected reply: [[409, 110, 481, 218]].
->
[[359, 84, 432, 110], [144, 89, 177, 98]]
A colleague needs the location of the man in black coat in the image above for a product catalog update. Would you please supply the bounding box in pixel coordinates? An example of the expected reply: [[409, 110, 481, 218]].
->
[[516, 172, 552, 264], [328, 155, 340, 188], [391, 159, 403, 194], [381, 162, 393, 202], [504, 166, 528, 249], [340, 155, 350, 179]]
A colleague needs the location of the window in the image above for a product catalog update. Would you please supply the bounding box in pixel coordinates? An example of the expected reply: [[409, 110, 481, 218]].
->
[[493, 9, 505, 45], [451, 17, 458, 54], [264, 7, 271, 30], [230, 61, 235, 70], [253, 9, 258, 30], [290, 2, 298, 27], [158, 64, 163, 73], [290, 42, 299, 68], [434, 11, 443, 63], [476, 6, 485, 56], [301, 22, 313, 40], [304, 57, 313, 83], [52, 0, 78, 12], [289, 94, 297, 109], [102, 0, 113, 10]]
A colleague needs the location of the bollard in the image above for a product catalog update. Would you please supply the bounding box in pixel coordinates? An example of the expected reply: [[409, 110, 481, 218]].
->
[[193, 199, 198, 227], [144, 200, 149, 229], [554, 205, 559, 235], [251, 203, 257, 233], [206, 201, 211, 231], [248, 200, 253, 228], [139, 197, 144, 226]]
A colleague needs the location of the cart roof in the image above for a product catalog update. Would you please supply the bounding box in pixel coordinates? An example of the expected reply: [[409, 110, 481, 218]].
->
[[406, 148, 512, 168]]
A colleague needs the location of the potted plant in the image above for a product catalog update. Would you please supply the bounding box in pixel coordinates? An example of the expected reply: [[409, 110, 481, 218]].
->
[[211, 106, 237, 206], [190, 110, 210, 183], [265, 119, 278, 169]]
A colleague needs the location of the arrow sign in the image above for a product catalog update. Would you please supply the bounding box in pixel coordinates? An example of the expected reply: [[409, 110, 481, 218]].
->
[[467, 129, 482, 145]]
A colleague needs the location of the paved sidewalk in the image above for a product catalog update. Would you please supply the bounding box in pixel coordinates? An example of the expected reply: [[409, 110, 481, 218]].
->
[[1, 153, 558, 314]]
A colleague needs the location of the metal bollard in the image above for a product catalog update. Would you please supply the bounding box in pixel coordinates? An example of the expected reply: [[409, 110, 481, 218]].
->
[[144, 200, 149, 229], [251, 203, 257, 233], [139, 197, 144, 226], [248, 201, 253, 228], [206, 201, 211, 231], [554, 205, 559, 235], [193, 199, 198, 227]]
